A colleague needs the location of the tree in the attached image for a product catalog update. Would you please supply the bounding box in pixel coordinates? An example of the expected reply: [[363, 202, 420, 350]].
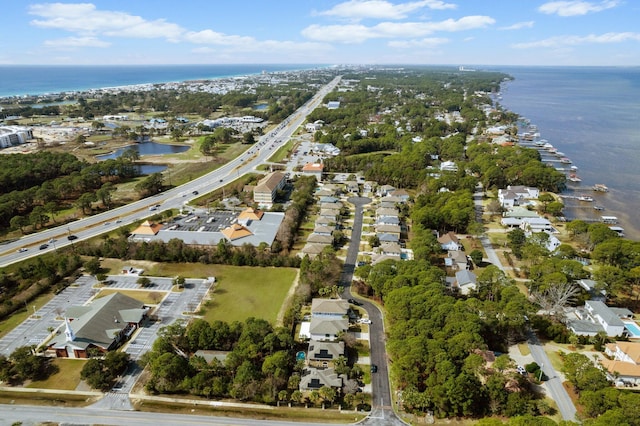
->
[[243, 132, 255, 144], [76, 192, 97, 215], [137, 277, 152, 288], [172, 276, 186, 289], [319, 385, 337, 407], [84, 257, 101, 275], [136, 172, 164, 196], [96, 182, 115, 208], [469, 249, 483, 265]]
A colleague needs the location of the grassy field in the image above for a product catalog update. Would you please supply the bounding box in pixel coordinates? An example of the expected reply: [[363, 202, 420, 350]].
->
[[203, 265, 297, 324], [93, 260, 297, 324], [27, 358, 85, 390]]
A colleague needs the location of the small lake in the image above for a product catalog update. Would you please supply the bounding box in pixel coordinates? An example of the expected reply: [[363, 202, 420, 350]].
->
[[254, 103, 268, 110], [137, 164, 167, 175], [96, 141, 190, 160]]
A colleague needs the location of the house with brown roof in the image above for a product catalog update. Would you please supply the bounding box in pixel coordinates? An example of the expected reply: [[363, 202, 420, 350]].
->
[[301, 162, 324, 181], [237, 207, 264, 222], [131, 220, 162, 237], [438, 231, 462, 251], [602, 341, 640, 385], [221, 223, 253, 241], [253, 172, 286, 207]]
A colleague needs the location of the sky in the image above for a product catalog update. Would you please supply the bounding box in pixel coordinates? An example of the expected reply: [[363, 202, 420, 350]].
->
[[1, 0, 639, 66]]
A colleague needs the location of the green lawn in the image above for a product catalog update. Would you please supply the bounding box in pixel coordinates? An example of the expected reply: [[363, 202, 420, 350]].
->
[[202, 265, 297, 324], [27, 358, 85, 390], [99, 261, 298, 324]]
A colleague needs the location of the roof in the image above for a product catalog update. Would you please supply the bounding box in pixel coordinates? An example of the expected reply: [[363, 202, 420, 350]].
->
[[312, 298, 349, 315], [307, 233, 334, 245], [301, 243, 328, 256], [62, 292, 147, 349], [302, 163, 324, 172], [438, 231, 460, 245], [309, 317, 349, 336], [455, 270, 477, 285], [221, 223, 253, 241], [238, 207, 264, 221], [255, 172, 285, 193], [299, 367, 343, 389], [607, 342, 640, 364], [379, 242, 402, 254], [308, 340, 345, 361], [131, 220, 162, 235], [601, 359, 640, 378], [586, 300, 625, 327], [375, 224, 401, 234]]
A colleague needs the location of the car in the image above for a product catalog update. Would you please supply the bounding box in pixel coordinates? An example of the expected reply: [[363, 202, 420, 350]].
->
[[104, 222, 111, 226], [357, 318, 372, 324], [348, 298, 363, 306], [67, 235, 78, 241], [370, 364, 378, 373], [219, 179, 223, 182], [192, 190, 199, 195], [17, 248, 28, 253], [39, 244, 49, 250], [115, 219, 122, 223], [48, 238, 56, 243]]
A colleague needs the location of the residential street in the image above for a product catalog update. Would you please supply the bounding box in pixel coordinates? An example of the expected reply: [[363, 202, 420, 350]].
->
[[474, 191, 578, 422]]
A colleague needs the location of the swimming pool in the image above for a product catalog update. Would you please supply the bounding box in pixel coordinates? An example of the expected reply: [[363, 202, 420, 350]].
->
[[624, 321, 640, 337]]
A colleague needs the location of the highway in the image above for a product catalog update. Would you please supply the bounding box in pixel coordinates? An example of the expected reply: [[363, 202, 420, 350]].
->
[[0, 76, 341, 269]]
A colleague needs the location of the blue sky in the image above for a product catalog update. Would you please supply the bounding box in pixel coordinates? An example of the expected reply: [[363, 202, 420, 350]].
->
[[1, 0, 639, 66]]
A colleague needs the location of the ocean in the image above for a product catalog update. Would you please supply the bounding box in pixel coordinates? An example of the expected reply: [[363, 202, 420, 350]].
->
[[495, 66, 640, 241], [0, 64, 318, 98]]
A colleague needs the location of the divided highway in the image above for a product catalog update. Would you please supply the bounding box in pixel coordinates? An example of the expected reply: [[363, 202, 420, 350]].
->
[[0, 76, 341, 268]]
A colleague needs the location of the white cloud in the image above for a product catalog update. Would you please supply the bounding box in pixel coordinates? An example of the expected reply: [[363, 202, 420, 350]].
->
[[316, 0, 456, 20], [538, 1, 619, 16], [388, 37, 449, 48], [499, 21, 534, 30], [44, 36, 111, 48], [512, 32, 640, 48], [183, 30, 256, 46], [302, 15, 494, 43], [29, 3, 183, 40]]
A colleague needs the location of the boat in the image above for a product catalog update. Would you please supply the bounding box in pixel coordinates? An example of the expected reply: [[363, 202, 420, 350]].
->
[[577, 196, 594, 202], [593, 184, 609, 192], [543, 143, 554, 150], [593, 205, 604, 211], [560, 157, 572, 164], [568, 174, 582, 182], [570, 165, 578, 171]]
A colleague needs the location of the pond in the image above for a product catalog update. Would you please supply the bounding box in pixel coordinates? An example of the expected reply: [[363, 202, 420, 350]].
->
[[137, 164, 167, 175], [96, 140, 190, 161], [254, 103, 268, 111]]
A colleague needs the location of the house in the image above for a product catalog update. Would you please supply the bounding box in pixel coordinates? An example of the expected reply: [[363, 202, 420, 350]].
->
[[47, 292, 148, 358], [448, 250, 469, 270], [313, 225, 335, 236], [501, 207, 540, 227], [300, 243, 327, 259], [440, 161, 458, 172], [130, 220, 163, 237], [520, 217, 554, 233], [375, 224, 401, 238], [301, 163, 324, 181], [253, 172, 286, 207], [307, 340, 345, 368], [320, 202, 343, 211], [378, 233, 400, 243], [577, 279, 607, 301], [498, 186, 540, 208], [314, 216, 335, 227], [376, 216, 400, 226], [363, 181, 376, 194], [221, 223, 253, 241], [327, 101, 340, 109], [379, 242, 402, 257], [602, 342, 640, 385], [309, 317, 348, 341], [376, 184, 396, 197], [455, 270, 477, 295], [344, 181, 359, 194], [237, 207, 264, 222], [307, 234, 334, 245], [319, 208, 341, 220], [311, 298, 349, 317], [389, 189, 410, 202], [438, 232, 462, 251], [299, 367, 343, 391], [376, 207, 399, 219], [569, 301, 626, 337]]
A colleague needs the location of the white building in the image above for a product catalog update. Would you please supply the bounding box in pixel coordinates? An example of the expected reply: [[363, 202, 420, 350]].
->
[[0, 126, 33, 148]]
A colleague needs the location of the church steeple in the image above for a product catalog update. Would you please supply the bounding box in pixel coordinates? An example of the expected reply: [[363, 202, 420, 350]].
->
[[64, 317, 76, 342]]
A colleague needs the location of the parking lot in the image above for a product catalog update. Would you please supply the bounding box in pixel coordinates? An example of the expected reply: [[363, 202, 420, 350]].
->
[[165, 210, 237, 233]]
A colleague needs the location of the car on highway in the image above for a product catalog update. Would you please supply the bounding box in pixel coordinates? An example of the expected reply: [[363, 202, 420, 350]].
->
[[192, 190, 199, 195], [48, 238, 56, 243], [370, 364, 378, 373], [17, 248, 28, 253], [39, 244, 48, 250], [67, 235, 78, 241]]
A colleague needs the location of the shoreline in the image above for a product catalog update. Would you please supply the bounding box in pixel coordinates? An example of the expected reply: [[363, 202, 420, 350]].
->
[[0, 64, 323, 100]]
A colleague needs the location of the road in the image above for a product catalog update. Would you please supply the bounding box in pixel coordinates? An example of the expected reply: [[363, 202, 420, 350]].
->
[[339, 197, 405, 426], [473, 191, 577, 422], [2, 404, 349, 426], [0, 76, 341, 268]]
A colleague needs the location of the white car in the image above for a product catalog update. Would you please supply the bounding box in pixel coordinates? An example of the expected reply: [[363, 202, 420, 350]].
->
[[357, 318, 372, 324]]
